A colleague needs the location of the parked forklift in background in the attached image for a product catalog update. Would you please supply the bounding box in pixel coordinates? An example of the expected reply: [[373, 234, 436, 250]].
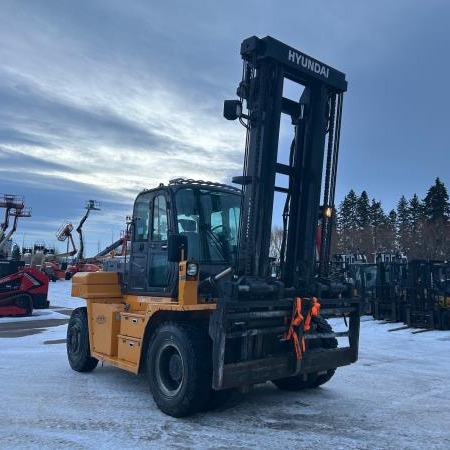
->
[[372, 260, 408, 322], [405, 260, 450, 330], [67, 36, 360, 417]]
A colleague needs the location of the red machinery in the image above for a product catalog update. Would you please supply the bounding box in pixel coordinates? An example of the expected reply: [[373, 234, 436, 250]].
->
[[0, 194, 49, 316], [42, 223, 78, 281], [0, 260, 49, 315]]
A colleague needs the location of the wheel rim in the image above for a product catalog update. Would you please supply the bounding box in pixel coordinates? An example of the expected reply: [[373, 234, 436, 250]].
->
[[155, 342, 184, 397]]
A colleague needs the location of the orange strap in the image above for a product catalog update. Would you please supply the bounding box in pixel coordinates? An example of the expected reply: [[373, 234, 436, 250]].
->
[[303, 297, 321, 332], [285, 297, 321, 360], [284, 297, 305, 360]]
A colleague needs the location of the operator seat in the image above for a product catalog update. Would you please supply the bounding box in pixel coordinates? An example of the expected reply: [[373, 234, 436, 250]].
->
[[180, 232, 200, 260], [178, 219, 201, 260]]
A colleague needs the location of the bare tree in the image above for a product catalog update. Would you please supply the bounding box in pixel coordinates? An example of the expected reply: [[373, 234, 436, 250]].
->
[[270, 226, 284, 262]]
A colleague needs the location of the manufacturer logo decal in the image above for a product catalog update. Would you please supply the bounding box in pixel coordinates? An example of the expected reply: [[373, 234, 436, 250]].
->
[[288, 50, 329, 79], [96, 315, 106, 324]]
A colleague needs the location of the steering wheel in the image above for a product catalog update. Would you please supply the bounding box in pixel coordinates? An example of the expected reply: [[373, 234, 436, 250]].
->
[[210, 225, 224, 233]]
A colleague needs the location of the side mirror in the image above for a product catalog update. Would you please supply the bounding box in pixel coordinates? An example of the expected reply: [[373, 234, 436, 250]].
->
[[168, 234, 188, 262]]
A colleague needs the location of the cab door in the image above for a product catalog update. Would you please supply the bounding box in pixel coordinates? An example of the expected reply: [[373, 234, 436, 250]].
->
[[129, 192, 152, 291], [129, 190, 176, 295]]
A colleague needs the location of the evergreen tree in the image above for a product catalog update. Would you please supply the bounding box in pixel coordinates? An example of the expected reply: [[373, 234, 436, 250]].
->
[[375, 209, 398, 253], [356, 190, 370, 228], [408, 194, 424, 259], [396, 195, 409, 230], [337, 190, 359, 252], [409, 194, 423, 231], [423, 177, 450, 221], [339, 190, 358, 230], [369, 199, 386, 227], [387, 209, 397, 227], [396, 195, 410, 253], [334, 180, 450, 260], [421, 179, 450, 259]]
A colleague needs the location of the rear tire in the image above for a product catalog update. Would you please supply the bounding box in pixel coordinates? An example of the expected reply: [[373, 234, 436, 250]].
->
[[272, 316, 337, 391], [147, 322, 212, 417], [67, 307, 98, 372]]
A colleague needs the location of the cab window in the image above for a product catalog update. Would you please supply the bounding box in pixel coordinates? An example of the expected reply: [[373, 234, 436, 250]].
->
[[134, 193, 151, 241], [152, 195, 168, 241]]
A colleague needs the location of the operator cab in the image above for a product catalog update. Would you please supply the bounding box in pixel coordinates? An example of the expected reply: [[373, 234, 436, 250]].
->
[[127, 179, 241, 297]]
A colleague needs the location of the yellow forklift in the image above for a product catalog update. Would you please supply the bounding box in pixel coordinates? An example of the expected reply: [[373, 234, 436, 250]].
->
[[67, 36, 360, 417]]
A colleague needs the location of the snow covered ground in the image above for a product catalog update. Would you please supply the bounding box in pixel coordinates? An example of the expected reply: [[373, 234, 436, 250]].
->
[[0, 281, 449, 449]]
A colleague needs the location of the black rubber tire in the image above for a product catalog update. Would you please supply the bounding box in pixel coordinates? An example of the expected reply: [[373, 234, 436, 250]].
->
[[272, 316, 338, 391], [147, 322, 212, 417], [31, 295, 50, 309], [15, 294, 33, 317], [66, 307, 98, 372]]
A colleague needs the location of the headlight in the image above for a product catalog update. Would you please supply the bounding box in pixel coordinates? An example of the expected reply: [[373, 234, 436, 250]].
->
[[187, 262, 199, 277], [324, 207, 333, 218]]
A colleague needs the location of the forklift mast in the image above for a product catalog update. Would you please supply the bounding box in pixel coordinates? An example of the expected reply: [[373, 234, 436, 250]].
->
[[226, 36, 346, 289]]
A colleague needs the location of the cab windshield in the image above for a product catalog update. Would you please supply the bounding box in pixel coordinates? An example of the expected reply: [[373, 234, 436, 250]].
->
[[175, 187, 241, 264]]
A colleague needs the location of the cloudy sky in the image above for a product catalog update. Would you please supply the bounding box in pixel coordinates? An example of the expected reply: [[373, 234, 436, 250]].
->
[[1, 0, 449, 255]]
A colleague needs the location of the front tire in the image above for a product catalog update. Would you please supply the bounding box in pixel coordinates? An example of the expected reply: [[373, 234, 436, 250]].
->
[[272, 316, 338, 391], [67, 307, 98, 372], [147, 322, 212, 417]]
